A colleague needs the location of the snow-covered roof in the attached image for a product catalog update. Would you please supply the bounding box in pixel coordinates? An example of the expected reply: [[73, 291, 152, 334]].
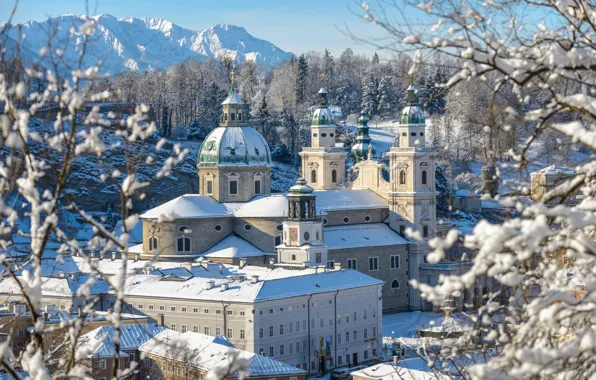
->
[[324, 223, 408, 249], [0, 275, 108, 298], [140, 195, 239, 220], [530, 165, 576, 176], [79, 323, 167, 358], [234, 189, 387, 218], [201, 234, 269, 258], [139, 330, 306, 377], [121, 267, 380, 303], [350, 359, 446, 380], [222, 87, 244, 105], [197, 126, 272, 167]]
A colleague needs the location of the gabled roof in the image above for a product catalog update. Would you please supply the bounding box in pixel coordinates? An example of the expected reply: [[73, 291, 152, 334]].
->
[[79, 323, 167, 358], [324, 223, 408, 249], [530, 165, 576, 175], [0, 275, 108, 298], [201, 234, 269, 259], [139, 330, 306, 377], [140, 195, 239, 220]]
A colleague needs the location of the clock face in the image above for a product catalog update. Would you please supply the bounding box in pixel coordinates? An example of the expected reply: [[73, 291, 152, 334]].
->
[[290, 228, 298, 242]]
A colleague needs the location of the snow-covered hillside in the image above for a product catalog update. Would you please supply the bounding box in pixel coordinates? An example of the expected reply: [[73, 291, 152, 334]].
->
[[3, 14, 293, 73]]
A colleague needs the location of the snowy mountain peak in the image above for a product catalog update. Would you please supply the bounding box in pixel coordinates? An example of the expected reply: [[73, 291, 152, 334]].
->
[[5, 15, 293, 74]]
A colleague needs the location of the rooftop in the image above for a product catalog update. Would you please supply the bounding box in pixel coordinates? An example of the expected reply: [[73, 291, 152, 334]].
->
[[140, 195, 241, 220], [201, 234, 270, 259], [530, 165, 576, 176], [78, 323, 167, 358], [324, 223, 408, 249], [139, 330, 306, 377]]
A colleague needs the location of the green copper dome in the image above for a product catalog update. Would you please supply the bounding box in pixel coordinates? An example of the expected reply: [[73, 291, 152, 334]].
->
[[399, 84, 425, 125], [289, 177, 314, 194], [197, 127, 272, 167], [351, 110, 376, 161], [311, 87, 336, 126]]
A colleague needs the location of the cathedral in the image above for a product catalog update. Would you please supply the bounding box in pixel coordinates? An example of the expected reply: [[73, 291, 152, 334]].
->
[[137, 79, 462, 313]]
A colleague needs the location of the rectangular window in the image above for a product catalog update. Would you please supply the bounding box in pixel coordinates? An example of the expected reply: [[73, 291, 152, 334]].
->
[[159, 305, 165, 311], [326, 260, 334, 269], [255, 180, 261, 194], [240, 311, 245, 316], [240, 329, 245, 339], [171, 306, 176, 312], [289, 323, 293, 333], [337, 315, 342, 324], [296, 341, 300, 353], [193, 308, 199, 313], [346, 332, 350, 342], [347, 258, 357, 270], [364, 350, 369, 360], [204, 308, 210, 314], [204, 327, 210, 335], [216, 327, 221, 335], [423, 225, 429, 238], [138, 304, 144, 309], [289, 342, 293, 354], [280, 324, 284, 335], [369, 257, 379, 271], [311, 319, 315, 329], [296, 321, 300, 331], [182, 325, 187, 333], [280, 345, 284, 355], [337, 333, 341, 344], [390, 255, 400, 269], [182, 307, 187, 312], [270, 346, 274, 357], [364, 328, 368, 339], [400, 225, 405, 236], [216, 310, 221, 315], [207, 180, 213, 195], [259, 328, 264, 338], [364, 309, 367, 320], [99, 360, 106, 369], [338, 356, 342, 365], [303, 320, 306, 330], [270, 326, 274, 337], [148, 305, 154, 310], [227, 328, 233, 338], [227, 310, 233, 315], [354, 311, 357, 321], [193, 326, 199, 333], [229, 180, 238, 195], [320, 318, 323, 328], [354, 331, 357, 340], [171, 324, 176, 331], [373, 327, 376, 337]]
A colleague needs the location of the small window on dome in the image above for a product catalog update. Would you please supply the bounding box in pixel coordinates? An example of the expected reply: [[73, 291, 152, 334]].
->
[[321, 133, 327, 137], [343, 217, 350, 224], [224, 113, 228, 121], [231, 113, 236, 121], [323, 218, 328, 225], [330, 133, 334, 137], [244, 224, 252, 231], [411, 132, 416, 136], [420, 132, 424, 136], [214, 225, 222, 232], [304, 231, 310, 241], [277, 225, 283, 231], [364, 215, 371, 222], [238, 112, 242, 121]]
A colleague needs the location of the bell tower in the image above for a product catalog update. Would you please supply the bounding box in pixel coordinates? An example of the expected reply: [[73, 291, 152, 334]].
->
[[277, 178, 327, 267], [299, 81, 347, 190], [387, 83, 438, 311]]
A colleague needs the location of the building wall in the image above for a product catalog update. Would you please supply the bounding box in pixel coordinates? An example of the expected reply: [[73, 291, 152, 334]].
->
[[321, 208, 388, 227], [141, 217, 234, 258], [327, 245, 409, 313], [198, 166, 271, 203], [101, 295, 255, 352], [253, 284, 383, 373], [300, 149, 347, 190], [234, 217, 284, 253]]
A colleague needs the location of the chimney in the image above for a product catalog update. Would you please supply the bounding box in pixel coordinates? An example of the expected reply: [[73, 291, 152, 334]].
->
[[205, 280, 215, 290], [251, 275, 259, 284], [309, 267, 318, 274], [239, 258, 247, 269], [69, 273, 75, 280], [157, 313, 165, 326], [334, 263, 342, 271], [111, 252, 117, 261], [393, 355, 399, 365], [134, 254, 140, 262], [318, 264, 326, 273], [268, 257, 276, 265], [184, 262, 192, 272], [59, 272, 65, 278], [220, 282, 229, 291], [200, 261, 209, 271]]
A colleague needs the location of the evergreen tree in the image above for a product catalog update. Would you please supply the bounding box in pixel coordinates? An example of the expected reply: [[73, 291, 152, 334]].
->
[[295, 54, 309, 104], [376, 76, 393, 118], [105, 203, 115, 228], [361, 73, 378, 117], [372, 52, 380, 65]]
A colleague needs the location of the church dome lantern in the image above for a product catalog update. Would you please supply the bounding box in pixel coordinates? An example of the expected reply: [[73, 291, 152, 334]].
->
[[288, 178, 317, 221], [351, 110, 376, 161], [311, 87, 336, 126], [398, 83, 427, 148], [399, 84, 425, 125]]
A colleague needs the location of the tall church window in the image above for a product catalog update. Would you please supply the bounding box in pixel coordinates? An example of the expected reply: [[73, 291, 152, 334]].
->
[[332, 169, 337, 183], [315, 252, 322, 264], [391, 280, 400, 289], [311, 170, 317, 183], [422, 170, 428, 185], [231, 112, 236, 121], [149, 236, 158, 251], [400, 170, 406, 184], [229, 180, 238, 195], [224, 113, 228, 121], [255, 180, 261, 194], [238, 111, 242, 121], [177, 226, 191, 252], [423, 225, 429, 238], [206, 180, 213, 195]]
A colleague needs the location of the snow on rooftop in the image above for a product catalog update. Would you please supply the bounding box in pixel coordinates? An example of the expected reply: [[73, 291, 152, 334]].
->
[[233, 194, 288, 218], [201, 234, 269, 258], [221, 88, 244, 105], [140, 195, 240, 220], [79, 323, 167, 358], [324, 223, 408, 249], [140, 330, 305, 377], [530, 165, 576, 176], [350, 359, 447, 380], [0, 275, 108, 298]]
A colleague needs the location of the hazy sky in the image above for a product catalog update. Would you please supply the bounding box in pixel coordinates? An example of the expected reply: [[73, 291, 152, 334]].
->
[[1, 0, 399, 56]]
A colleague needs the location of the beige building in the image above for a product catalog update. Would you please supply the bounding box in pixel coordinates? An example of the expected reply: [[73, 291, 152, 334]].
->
[[530, 165, 577, 202]]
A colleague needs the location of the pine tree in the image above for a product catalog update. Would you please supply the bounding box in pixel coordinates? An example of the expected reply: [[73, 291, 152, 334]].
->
[[372, 52, 380, 65], [376, 76, 393, 118], [257, 96, 272, 141], [361, 73, 378, 117], [295, 54, 309, 104], [105, 203, 115, 228]]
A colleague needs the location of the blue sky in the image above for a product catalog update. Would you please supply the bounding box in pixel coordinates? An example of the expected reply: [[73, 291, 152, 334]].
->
[[1, 0, 395, 56]]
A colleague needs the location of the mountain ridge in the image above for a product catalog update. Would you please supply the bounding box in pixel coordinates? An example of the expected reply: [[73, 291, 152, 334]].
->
[[3, 14, 293, 73]]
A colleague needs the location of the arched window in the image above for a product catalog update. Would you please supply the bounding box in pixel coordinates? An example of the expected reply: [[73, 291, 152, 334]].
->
[[177, 235, 191, 252], [224, 113, 228, 121], [311, 170, 317, 183], [422, 170, 427, 185], [399, 170, 406, 185], [231, 112, 236, 121], [238, 111, 242, 121], [332, 169, 337, 183], [149, 236, 158, 251], [391, 280, 400, 289]]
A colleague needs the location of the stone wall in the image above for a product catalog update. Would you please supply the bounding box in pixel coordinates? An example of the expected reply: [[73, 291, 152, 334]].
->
[[198, 166, 271, 203], [322, 208, 388, 227], [234, 217, 284, 253]]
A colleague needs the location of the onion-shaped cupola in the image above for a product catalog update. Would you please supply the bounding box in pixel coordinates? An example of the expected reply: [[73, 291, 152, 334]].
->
[[311, 88, 336, 126], [351, 110, 376, 161], [398, 83, 427, 148]]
